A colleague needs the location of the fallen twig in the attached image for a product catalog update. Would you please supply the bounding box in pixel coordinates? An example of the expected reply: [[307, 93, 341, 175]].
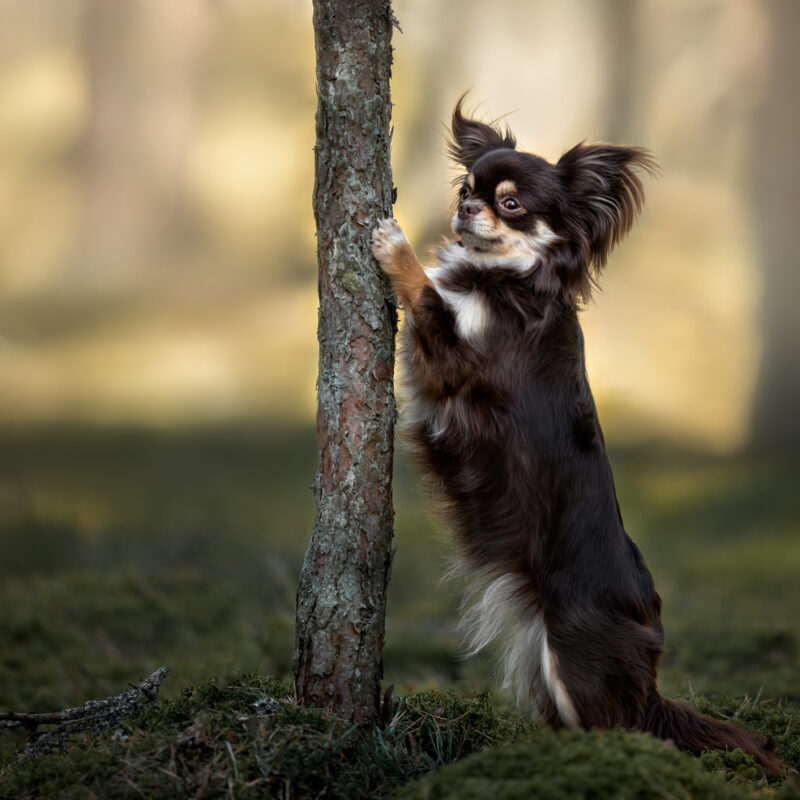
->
[[0, 666, 170, 762]]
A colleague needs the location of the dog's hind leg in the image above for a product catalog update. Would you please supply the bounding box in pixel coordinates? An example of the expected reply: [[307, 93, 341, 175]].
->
[[538, 617, 662, 731]]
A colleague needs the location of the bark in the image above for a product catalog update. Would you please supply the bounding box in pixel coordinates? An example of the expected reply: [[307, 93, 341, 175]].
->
[[293, 0, 396, 724], [749, 0, 800, 451]]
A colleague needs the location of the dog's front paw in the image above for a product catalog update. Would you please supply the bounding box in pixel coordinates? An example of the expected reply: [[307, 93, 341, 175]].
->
[[371, 218, 430, 308], [372, 218, 409, 272]]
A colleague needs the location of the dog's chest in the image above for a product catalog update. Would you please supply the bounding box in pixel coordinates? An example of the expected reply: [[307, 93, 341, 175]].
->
[[427, 266, 488, 341]]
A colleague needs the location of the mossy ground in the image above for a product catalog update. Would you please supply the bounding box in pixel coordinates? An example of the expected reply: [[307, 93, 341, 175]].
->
[[1, 678, 798, 798], [0, 426, 798, 796], [395, 730, 758, 800], [0, 678, 532, 799]]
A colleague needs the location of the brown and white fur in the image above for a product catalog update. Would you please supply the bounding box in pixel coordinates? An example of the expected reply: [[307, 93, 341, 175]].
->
[[371, 98, 780, 772]]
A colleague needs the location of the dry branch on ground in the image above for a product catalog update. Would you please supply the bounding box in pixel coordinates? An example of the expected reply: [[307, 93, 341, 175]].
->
[[0, 667, 170, 762]]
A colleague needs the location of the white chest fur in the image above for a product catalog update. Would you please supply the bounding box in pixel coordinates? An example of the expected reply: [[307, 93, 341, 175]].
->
[[427, 266, 488, 342]]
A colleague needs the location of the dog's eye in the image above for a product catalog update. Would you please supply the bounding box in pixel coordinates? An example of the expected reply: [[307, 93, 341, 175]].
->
[[500, 196, 521, 211], [459, 186, 470, 200]]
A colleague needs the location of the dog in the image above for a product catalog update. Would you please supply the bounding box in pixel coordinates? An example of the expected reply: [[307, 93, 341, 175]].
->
[[371, 98, 780, 772]]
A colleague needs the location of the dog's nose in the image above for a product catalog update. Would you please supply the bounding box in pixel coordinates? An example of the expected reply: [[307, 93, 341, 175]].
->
[[458, 200, 481, 220]]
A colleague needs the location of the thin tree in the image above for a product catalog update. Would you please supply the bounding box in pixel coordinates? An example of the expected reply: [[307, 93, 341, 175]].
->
[[293, 0, 397, 725]]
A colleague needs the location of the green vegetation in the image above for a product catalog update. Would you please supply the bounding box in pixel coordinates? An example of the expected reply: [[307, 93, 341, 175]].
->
[[2, 676, 797, 799], [0, 426, 798, 796], [395, 730, 758, 800], [2, 679, 798, 798], [0, 678, 532, 799]]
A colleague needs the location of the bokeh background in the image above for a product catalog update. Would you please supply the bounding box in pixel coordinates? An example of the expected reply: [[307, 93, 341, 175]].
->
[[0, 0, 798, 716]]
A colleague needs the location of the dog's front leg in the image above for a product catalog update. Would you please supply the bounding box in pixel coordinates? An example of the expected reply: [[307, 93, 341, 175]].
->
[[372, 219, 433, 315]]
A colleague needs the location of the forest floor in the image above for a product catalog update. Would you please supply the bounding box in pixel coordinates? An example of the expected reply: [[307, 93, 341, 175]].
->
[[0, 425, 798, 797]]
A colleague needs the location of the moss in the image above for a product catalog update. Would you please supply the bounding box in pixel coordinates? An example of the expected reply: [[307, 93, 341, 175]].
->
[[775, 775, 800, 799], [0, 678, 486, 799], [5, 679, 795, 799], [700, 747, 764, 784], [394, 729, 758, 800], [690, 695, 800, 774], [0, 569, 296, 713], [1, 743, 126, 800], [395, 689, 536, 766], [2, 680, 798, 799], [1, 436, 799, 797], [0, 679, 533, 799]]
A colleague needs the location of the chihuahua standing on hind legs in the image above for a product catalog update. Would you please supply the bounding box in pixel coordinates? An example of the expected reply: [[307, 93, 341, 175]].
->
[[372, 97, 780, 773]]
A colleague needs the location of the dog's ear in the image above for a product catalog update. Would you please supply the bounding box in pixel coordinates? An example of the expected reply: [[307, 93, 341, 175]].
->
[[448, 95, 516, 170], [557, 143, 657, 271]]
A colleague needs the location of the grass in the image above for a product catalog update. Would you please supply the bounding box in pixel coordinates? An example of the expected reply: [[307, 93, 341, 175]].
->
[[0, 424, 798, 796], [0, 676, 534, 799], [1, 675, 797, 799], [1, 677, 798, 798]]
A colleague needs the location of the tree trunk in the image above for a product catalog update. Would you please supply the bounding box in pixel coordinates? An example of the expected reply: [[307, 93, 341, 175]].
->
[[749, 0, 800, 452], [293, 0, 396, 724]]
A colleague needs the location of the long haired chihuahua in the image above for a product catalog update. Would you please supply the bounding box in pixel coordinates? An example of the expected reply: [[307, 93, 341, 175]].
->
[[372, 98, 779, 772]]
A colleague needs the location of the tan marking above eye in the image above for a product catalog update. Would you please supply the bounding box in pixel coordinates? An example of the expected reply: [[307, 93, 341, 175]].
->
[[495, 179, 517, 199], [467, 173, 476, 191]]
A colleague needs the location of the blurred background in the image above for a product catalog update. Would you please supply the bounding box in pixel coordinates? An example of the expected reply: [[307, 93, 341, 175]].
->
[[0, 0, 798, 718]]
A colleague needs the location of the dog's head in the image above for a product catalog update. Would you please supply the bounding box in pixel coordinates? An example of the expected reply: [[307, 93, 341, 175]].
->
[[449, 97, 657, 303]]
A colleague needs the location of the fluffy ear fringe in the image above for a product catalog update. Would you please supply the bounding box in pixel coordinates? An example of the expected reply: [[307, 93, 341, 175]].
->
[[448, 95, 517, 171], [557, 143, 658, 276]]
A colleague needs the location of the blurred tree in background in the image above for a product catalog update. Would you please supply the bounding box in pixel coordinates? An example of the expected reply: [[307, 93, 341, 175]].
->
[[82, 0, 210, 284], [749, 0, 800, 452]]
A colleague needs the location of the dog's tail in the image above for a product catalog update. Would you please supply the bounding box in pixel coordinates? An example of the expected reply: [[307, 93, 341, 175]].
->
[[642, 692, 781, 773]]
